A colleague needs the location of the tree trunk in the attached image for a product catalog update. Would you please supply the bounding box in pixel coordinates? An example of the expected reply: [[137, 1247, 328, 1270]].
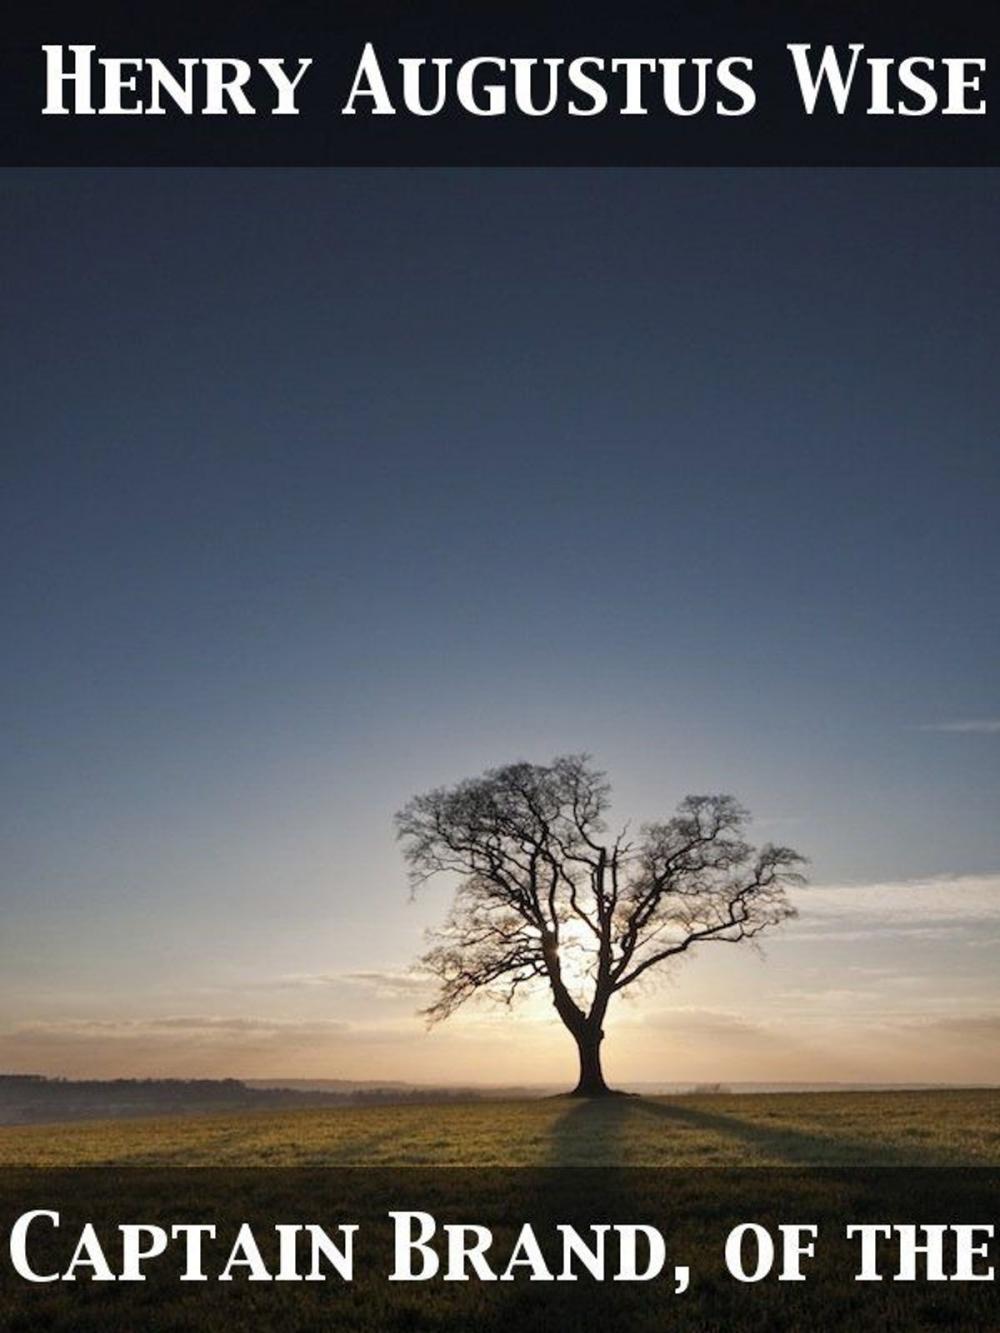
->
[[571, 1026, 610, 1096]]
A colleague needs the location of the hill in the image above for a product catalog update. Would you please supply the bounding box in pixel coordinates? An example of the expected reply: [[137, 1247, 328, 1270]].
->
[[0, 1074, 490, 1126]]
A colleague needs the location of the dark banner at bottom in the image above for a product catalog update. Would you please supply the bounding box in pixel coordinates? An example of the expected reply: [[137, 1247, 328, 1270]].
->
[[1, 1168, 998, 1331]]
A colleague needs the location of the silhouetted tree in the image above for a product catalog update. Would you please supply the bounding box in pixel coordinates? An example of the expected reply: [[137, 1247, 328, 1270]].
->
[[397, 755, 806, 1096]]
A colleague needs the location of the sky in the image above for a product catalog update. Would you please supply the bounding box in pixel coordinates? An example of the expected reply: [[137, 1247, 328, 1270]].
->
[[1, 169, 998, 1087]]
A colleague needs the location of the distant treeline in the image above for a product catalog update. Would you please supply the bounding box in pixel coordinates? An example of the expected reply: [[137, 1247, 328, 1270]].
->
[[0, 1075, 484, 1126]]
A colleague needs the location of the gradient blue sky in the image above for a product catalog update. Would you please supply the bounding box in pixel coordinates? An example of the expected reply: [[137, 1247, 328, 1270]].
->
[[1, 170, 997, 1084]]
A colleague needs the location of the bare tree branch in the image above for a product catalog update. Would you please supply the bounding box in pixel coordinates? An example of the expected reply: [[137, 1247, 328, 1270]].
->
[[397, 756, 807, 1094]]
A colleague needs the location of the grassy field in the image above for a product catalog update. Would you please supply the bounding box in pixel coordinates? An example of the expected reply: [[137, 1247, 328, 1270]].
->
[[2, 1092, 997, 1331], [1, 1087, 998, 1166]]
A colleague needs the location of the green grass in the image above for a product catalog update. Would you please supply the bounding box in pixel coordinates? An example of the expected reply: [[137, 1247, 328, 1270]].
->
[[2, 1087, 998, 1166], [2, 1092, 998, 1330]]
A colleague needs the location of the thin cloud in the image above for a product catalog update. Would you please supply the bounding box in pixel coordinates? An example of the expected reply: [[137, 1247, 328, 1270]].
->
[[788, 873, 1000, 939], [340, 970, 436, 999], [216, 971, 435, 998], [245, 973, 351, 992], [7, 1016, 354, 1044], [890, 1013, 1000, 1043], [918, 720, 1000, 735], [639, 1007, 773, 1042]]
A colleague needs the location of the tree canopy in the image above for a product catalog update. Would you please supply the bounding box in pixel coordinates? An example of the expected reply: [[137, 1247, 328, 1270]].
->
[[397, 755, 806, 1094]]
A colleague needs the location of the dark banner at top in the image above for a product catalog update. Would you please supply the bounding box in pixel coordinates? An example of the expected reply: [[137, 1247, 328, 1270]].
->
[[2, 0, 999, 165]]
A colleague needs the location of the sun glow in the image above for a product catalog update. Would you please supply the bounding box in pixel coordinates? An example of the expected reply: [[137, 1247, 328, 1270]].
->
[[555, 919, 598, 1001]]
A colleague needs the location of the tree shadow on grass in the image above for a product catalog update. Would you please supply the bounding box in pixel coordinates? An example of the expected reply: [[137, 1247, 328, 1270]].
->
[[544, 1094, 937, 1167], [525, 1099, 990, 1333], [545, 1095, 635, 1166], [631, 1097, 933, 1167]]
